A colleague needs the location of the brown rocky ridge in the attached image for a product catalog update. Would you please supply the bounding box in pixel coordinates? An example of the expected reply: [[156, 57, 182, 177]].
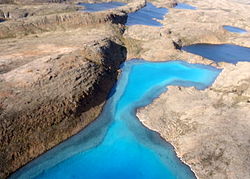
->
[[1, 0, 250, 178], [0, 0, 146, 177]]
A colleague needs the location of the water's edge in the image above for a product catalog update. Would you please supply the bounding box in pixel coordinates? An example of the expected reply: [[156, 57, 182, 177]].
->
[[11, 59, 221, 179]]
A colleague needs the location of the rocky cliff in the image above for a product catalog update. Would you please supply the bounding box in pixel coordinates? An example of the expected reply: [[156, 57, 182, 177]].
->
[[0, 10, 128, 39], [0, 0, 148, 177], [0, 38, 126, 178]]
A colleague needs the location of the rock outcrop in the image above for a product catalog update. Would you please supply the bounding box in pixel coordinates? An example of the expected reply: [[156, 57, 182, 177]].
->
[[137, 62, 250, 179], [1, 0, 250, 178], [0, 38, 126, 178], [0, 10, 127, 39], [0, 0, 150, 177], [0, 0, 146, 39], [0, 4, 79, 20], [124, 0, 250, 63]]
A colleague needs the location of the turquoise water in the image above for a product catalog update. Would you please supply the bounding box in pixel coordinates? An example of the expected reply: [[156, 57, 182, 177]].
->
[[223, 25, 247, 33], [11, 59, 221, 179], [175, 3, 197, 10], [182, 44, 250, 64], [126, 2, 168, 26], [79, 2, 125, 12]]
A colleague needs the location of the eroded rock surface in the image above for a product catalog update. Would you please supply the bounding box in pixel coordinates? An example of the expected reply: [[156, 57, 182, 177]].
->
[[132, 1, 250, 178], [0, 0, 149, 177], [1, 0, 250, 178], [0, 38, 126, 178], [124, 0, 250, 64], [137, 62, 250, 179]]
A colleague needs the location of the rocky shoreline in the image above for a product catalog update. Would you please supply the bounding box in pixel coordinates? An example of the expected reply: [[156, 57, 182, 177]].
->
[[0, 0, 146, 177], [0, 38, 126, 178], [137, 62, 250, 179], [128, 0, 250, 178], [124, 0, 250, 66], [0, 0, 250, 178]]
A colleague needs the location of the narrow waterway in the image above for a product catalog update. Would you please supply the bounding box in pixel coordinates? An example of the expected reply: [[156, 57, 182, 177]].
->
[[126, 2, 167, 26], [79, 2, 125, 12], [79, 1, 168, 27], [223, 25, 247, 33], [11, 59, 221, 179], [174, 3, 197, 10]]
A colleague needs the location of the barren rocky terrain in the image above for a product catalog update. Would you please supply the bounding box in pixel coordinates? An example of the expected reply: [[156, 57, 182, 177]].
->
[[137, 62, 250, 179], [136, 0, 250, 179], [125, 0, 250, 66], [0, 0, 145, 177], [0, 0, 250, 178]]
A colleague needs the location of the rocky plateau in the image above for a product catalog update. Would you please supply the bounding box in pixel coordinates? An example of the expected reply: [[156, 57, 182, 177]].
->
[[0, 0, 250, 178], [137, 62, 250, 179], [0, 0, 146, 177], [135, 0, 250, 179]]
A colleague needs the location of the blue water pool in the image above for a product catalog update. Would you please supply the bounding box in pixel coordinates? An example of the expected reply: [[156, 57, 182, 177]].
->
[[223, 25, 247, 33], [175, 3, 197, 10], [79, 2, 125, 12], [11, 59, 221, 179], [126, 2, 168, 26], [79, 1, 167, 27], [182, 44, 250, 64]]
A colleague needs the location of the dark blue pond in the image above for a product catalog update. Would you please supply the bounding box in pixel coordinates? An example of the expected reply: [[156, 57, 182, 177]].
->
[[223, 25, 247, 33], [11, 60, 220, 179], [79, 2, 125, 12], [79, 2, 167, 27], [126, 2, 168, 26], [175, 3, 197, 10], [182, 44, 250, 64]]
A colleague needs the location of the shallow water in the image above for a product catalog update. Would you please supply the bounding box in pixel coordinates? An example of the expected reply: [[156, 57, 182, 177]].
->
[[11, 60, 221, 179], [79, 2, 125, 12], [223, 25, 247, 33], [182, 44, 250, 64], [175, 3, 197, 10], [126, 2, 168, 26]]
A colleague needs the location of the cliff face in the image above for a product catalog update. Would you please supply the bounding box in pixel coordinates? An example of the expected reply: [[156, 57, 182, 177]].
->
[[0, 0, 149, 177], [137, 62, 250, 179], [0, 4, 79, 20], [0, 38, 126, 178], [0, 0, 146, 39], [0, 11, 127, 39], [2, 0, 249, 178]]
